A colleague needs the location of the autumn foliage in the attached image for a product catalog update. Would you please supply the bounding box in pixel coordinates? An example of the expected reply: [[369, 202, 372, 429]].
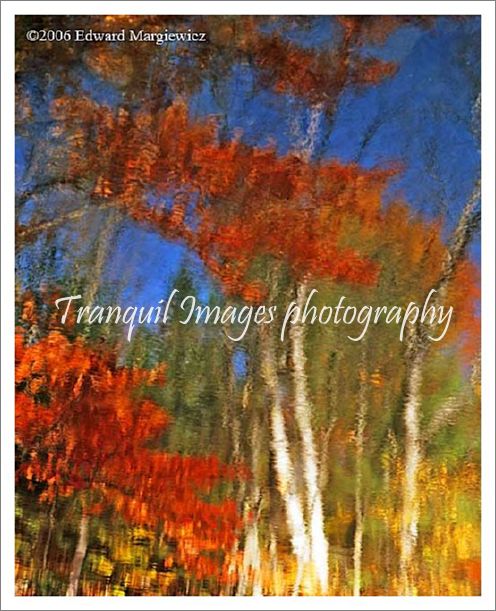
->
[[15, 309, 242, 581], [15, 14, 480, 597], [50, 98, 396, 300]]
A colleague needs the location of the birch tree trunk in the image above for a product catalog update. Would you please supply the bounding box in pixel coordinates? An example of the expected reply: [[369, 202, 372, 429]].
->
[[238, 408, 262, 595], [353, 363, 368, 596], [224, 337, 245, 594], [398, 178, 480, 594], [269, 527, 280, 595], [84, 209, 120, 307], [66, 512, 89, 596], [260, 326, 310, 595], [399, 347, 423, 595], [239, 521, 262, 595], [41, 494, 57, 573], [221, 333, 242, 464], [290, 281, 329, 594]]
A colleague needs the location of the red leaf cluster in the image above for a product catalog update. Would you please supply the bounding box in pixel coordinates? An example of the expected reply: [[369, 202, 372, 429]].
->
[[15, 321, 242, 576]]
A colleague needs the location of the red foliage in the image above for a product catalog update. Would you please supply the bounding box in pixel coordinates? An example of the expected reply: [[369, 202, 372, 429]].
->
[[60, 99, 394, 301], [15, 321, 242, 577]]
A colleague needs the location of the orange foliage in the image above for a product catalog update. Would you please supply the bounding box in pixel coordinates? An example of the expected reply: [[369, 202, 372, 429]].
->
[[252, 18, 403, 108], [15, 318, 242, 579], [444, 260, 480, 360], [56, 98, 394, 299]]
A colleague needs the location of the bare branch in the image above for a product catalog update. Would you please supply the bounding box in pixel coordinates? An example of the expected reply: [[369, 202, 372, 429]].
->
[[16, 203, 111, 245]]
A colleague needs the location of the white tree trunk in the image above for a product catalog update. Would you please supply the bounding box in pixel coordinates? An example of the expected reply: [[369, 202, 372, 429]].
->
[[399, 349, 423, 595], [290, 281, 329, 594], [260, 327, 310, 595], [66, 512, 89, 596], [238, 413, 262, 596], [353, 363, 367, 596], [41, 493, 57, 572], [239, 521, 262, 595], [398, 178, 480, 594], [268, 528, 280, 594], [85, 209, 119, 307]]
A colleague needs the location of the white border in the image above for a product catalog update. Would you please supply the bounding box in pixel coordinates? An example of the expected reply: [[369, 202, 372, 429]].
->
[[2, 2, 494, 610]]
